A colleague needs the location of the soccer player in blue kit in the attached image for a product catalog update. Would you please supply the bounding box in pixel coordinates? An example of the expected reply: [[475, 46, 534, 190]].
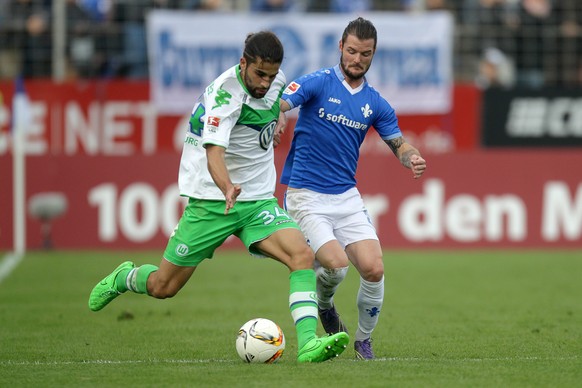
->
[[278, 17, 427, 359]]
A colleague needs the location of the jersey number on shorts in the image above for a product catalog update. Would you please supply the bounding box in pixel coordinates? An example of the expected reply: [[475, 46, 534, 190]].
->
[[257, 207, 291, 225]]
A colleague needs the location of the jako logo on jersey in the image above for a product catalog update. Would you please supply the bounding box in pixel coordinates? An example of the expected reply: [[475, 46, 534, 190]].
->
[[328, 97, 341, 104], [318, 108, 368, 131], [259, 119, 277, 150], [284, 82, 300, 94], [361, 103, 373, 118], [175, 243, 189, 257]]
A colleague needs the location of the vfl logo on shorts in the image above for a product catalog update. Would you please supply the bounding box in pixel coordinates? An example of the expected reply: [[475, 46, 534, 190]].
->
[[175, 243, 189, 257]]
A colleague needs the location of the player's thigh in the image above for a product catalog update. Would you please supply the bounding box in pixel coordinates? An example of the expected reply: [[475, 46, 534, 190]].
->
[[237, 199, 311, 265], [345, 239, 384, 280], [255, 227, 314, 270], [315, 239, 350, 269]]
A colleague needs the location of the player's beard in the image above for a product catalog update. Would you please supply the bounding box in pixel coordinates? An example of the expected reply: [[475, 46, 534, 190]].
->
[[250, 88, 267, 99], [242, 69, 267, 99], [340, 54, 368, 81]]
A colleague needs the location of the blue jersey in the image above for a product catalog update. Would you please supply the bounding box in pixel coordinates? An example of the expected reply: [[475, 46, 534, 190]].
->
[[281, 65, 402, 194]]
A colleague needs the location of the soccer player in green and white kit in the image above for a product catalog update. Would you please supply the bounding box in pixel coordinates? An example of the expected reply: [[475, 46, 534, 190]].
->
[[88, 31, 349, 363]]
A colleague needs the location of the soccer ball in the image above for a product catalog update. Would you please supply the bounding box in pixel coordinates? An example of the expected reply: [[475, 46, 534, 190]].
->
[[236, 318, 285, 363]]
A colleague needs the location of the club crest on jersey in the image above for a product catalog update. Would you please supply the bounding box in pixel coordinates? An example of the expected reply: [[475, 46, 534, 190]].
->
[[361, 103, 373, 118], [284, 82, 300, 95], [259, 119, 277, 150]]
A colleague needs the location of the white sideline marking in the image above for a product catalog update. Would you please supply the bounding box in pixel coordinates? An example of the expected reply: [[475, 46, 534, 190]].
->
[[0, 356, 578, 367], [0, 252, 23, 285]]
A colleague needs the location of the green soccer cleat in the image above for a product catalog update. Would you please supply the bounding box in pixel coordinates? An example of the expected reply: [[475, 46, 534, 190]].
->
[[297, 332, 349, 363], [88, 261, 135, 312]]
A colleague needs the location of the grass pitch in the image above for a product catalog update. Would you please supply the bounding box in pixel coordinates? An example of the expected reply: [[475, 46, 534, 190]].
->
[[0, 249, 580, 387]]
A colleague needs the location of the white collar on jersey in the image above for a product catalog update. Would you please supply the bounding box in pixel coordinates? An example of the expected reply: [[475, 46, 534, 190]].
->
[[333, 64, 366, 95]]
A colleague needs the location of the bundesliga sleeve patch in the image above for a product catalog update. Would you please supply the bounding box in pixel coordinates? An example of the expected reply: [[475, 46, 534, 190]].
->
[[206, 116, 221, 133], [283, 82, 301, 95], [207, 116, 221, 127]]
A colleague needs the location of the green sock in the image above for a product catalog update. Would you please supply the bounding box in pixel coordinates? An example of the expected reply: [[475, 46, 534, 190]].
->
[[115, 264, 158, 295], [289, 269, 318, 350], [114, 268, 132, 293]]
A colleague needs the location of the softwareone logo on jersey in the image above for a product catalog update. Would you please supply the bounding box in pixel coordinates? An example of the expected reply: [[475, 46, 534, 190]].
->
[[318, 107, 369, 131]]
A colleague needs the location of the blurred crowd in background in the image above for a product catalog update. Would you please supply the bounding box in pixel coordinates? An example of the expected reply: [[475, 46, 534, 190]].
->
[[1, 0, 581, 89]]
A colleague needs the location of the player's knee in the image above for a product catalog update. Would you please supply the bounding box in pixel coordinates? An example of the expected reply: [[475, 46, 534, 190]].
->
[[289, 244, 315, 270], [321, 255, 350, 268], [317, 265, 349, 287], [360, 264, 384, 282]]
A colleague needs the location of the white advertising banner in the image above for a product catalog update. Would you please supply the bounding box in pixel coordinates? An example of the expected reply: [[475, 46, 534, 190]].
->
[[147, 11, 453, 115]]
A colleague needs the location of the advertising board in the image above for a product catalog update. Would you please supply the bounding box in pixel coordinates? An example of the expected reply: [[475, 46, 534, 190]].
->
[[1, 81, 579, 249]]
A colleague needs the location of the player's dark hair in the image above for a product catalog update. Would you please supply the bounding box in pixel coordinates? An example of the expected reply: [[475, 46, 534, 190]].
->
[[243, 31, 284, 65], [342, 17, 377, 50]]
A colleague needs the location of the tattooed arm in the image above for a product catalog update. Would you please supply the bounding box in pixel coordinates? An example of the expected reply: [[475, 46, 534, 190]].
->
[[385, 136, 427, 179]]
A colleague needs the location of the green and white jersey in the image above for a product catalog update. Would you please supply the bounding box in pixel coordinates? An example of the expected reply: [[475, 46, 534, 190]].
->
[[178, 64, 286, 201]]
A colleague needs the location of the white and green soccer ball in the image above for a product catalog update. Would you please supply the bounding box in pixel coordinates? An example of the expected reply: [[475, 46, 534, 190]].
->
[[236, 318, 285, 363]]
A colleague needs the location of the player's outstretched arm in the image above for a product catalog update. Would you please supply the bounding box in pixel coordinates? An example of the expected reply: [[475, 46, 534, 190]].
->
[[385, 137, 427, 179]]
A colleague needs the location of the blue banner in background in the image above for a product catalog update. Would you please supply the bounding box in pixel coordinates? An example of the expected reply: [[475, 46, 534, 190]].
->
[[147, 11, 453, 115]]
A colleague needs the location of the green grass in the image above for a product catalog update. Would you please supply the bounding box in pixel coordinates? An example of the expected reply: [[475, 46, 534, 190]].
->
[[0, 250, 581, 387]]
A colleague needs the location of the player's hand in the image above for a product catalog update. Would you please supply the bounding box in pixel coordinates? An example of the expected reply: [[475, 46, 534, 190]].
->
[[273, 111, 287, 147], [410, 154, 426, 179], [224, 184, 242, 214]]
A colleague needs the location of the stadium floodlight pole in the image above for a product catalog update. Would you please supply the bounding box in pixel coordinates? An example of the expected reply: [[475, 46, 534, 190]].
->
[[12, 78, 29, 256], [52, 0, 66, 82]]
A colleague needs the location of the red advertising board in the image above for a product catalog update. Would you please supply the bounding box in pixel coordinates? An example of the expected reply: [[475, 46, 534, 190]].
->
[[353, 147, 582, 248], [397, 84, 481, 153], [1, 80, 580, 250]]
